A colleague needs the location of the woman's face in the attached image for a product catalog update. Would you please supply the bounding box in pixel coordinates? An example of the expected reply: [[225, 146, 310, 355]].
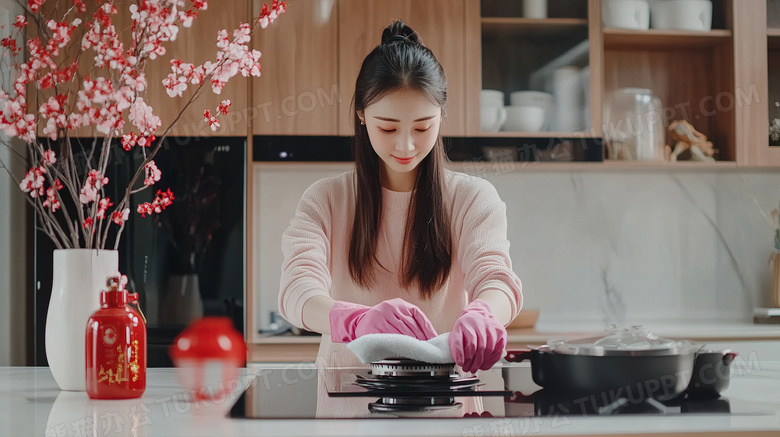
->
[[360, 88, 441, 191]]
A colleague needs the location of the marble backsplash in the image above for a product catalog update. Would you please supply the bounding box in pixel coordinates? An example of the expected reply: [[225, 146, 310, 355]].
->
[[253, 164, 780, 333]]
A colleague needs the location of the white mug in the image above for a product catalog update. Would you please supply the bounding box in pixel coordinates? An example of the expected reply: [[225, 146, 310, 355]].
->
[[524, 0, 547, 19], [481, 106, 507, 132], [602, 0, 650, 30], [651, 0, 712, 31]]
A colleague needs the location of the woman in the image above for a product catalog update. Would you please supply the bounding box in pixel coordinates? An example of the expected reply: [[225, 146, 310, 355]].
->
[[278, 21, 523, 376]]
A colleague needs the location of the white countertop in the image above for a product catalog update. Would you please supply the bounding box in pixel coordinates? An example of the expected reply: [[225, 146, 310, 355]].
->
[[3, 363, 780, 437], [256, 320, 780, 345]]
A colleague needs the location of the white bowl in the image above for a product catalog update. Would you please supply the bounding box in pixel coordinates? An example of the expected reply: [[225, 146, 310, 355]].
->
[[481, 106, 507, 132], [651, 0, 712, 31], [502, 106, 545, 132], [481, 89, 505, 107], [510, 91, 554, 130], [602, 0, 650, 30]]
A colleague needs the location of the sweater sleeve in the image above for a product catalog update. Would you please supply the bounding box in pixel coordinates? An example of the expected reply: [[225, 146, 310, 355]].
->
[[457, 181, 523, 319], [278, 180, 334, 330]]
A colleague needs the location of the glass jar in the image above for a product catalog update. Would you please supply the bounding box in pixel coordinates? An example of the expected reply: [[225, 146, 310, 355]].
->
[[604, 87, 666, 161]]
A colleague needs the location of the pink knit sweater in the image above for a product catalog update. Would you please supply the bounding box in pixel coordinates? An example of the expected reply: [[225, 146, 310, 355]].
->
[[278, 168, 523, 366]]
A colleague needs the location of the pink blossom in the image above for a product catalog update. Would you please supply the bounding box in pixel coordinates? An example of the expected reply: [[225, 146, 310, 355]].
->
[[83, 217, 94, 229], [19, 166, 46, 198], [111, 208, 130, 226], [43, 186, 61, 212], [42, 150, 57, 166], [79, 170, 109, 204], [192, 0, 208, 10], [128, 97, 161, 135], [40, 95, 68, 140], [97, 197, 114, 219], [203, 109, 220, 131], [144, 160, 161, 187], [217, 99, 231, 115]]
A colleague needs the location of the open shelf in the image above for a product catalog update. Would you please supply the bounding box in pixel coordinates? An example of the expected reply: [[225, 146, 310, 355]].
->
[[768, 28, 780, 37], [481, 17, 588, 37], [474, 131, 598, 138], [446, 160, 738, 172], [603, 28, 732, 50]]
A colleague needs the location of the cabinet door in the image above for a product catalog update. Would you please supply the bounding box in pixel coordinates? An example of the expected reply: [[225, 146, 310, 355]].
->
[[252, 0, 340, 135], [757, 0, 780, 165], [338, 0, 466, 136], [143, 2, 250, 137]]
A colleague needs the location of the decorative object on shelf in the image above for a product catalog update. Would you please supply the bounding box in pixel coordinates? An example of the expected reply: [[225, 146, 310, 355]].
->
[[602, 0, 650, 30], [770, 102, 780, 147], [603, 88, 665, 160], [665, 120, 716, 162], [46, 249, 118, 391], [169, 317, 246, 401], [160, 273, 204, 325], [0, 0, 286, 390], [650, 0, 713, 31], [552, 66, 582, 132], [523, 0, 547, 19], [85, 275, 147, 399], [480, 89, 507, 132]]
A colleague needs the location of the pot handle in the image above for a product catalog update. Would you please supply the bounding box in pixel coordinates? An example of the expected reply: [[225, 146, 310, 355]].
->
[[505, 349, 533, 363]]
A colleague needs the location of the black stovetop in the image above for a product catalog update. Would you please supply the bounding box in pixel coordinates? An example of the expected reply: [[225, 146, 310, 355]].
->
[[228, 363, 754, 420]]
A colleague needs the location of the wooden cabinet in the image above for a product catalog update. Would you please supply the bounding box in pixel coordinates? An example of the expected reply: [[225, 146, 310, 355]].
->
[[751, 0, 780, 166], [251, 0, 341, 135], [337, 0, 467, 136], [142, 2, 251, 137]]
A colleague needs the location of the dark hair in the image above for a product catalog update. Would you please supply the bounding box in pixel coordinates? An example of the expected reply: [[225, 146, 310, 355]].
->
[[348, 20, 452, 300]]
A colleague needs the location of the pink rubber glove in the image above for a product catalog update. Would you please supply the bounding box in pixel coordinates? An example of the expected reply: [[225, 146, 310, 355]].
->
[[329, 298, 438, 343], [448, 299, 507, 373]]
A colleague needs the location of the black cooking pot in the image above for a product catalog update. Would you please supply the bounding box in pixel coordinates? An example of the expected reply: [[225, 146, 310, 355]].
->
[[505, 326, 737, 401]]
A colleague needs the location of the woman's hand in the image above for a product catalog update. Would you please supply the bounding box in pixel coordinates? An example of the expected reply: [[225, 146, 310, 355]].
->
[[329, 298, 438, 343], [449, 299, 507, 373]]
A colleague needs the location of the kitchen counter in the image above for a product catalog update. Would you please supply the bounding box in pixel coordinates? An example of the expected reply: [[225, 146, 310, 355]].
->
[[3, 363, 779, 437], [256, 320, 780, 344]]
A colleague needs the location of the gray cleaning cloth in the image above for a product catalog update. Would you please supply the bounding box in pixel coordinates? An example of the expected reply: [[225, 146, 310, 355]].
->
[[346, 333, 454, 364]]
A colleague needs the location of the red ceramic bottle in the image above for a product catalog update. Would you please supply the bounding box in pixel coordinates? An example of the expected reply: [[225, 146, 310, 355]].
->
[[85, 276, 147, 399]]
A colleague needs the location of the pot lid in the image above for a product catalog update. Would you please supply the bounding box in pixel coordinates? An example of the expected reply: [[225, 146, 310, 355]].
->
[[546, 325, 698, 356]]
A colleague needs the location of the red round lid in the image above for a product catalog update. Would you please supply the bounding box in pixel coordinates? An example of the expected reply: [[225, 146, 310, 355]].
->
[[169, 317, 246, 363]]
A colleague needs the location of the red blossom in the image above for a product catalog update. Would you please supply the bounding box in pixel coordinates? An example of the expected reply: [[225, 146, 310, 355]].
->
[[258, 1, 287, 28], [144, 160, 161, 187], [97, 197, 113, 219], [73, 0, 86, 13], [1, 36, 20, 57], [111, 208, 130, 226], [83, 217, 94, 229], [12, 16, 27, 30], [203, 109, 220, 131], [28, 0, 44, 14], [136, 189, 174, 218], [217, 99, 231, 115]]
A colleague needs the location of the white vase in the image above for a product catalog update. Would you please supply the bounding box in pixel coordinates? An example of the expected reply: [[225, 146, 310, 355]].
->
[[46, 249, 118, 391]]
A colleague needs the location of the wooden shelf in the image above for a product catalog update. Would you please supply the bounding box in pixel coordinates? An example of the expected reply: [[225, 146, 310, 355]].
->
[[473, 131, 598, 138], [446, 161, 739, 172], [482, 17, 588, 37], [768, 28, 780, 37], [603, 28, 732, 50]]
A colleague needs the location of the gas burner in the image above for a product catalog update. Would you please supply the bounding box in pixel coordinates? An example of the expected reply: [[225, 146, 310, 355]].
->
[[369, 358, 455, 378], [368, 396, 462, 413]]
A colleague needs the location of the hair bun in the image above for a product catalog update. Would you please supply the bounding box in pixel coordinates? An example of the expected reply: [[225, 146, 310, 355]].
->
[[381, 20, 423, 46]]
